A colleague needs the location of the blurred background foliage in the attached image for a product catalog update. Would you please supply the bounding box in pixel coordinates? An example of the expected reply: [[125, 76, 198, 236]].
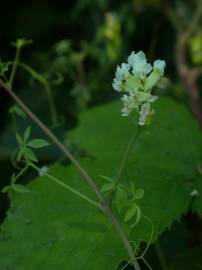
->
[[0, 0, 202, 269]]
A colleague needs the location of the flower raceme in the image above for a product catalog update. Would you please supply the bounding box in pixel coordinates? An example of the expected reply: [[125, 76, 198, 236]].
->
[[112, 51, 166, 126]]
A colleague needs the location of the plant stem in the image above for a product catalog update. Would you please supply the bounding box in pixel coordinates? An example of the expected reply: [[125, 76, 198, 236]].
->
[[116, 127, 141, 185], [31, 163, 102, 210], [142, 258, 153, 270], [0, 79, 141, 270], [44, 83, 58, 127], [18, 62, 58, 126], [109, 126, 141, 204], [9, 47, 21, 88], [13, 163, 29, 184], [104, 204, 141, 270]]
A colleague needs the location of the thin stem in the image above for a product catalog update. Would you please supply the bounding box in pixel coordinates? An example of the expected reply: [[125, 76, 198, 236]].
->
[[44, 83, 58, 127], [104, 205, 141, 270], [116, 127, 141, 185], [0, 79, 141, 270], [9, 47, 21, 88], [142, 258, 153, 270], [18, 62, 58, 126], [109, 127, 141, 204], [13, 163, 29, 184], [31, 163, 102, 210], [140, 216, 154, 258]]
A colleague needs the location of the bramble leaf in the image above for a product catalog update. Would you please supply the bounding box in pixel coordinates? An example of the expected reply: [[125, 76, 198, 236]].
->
[[0, 97, 202, 269]]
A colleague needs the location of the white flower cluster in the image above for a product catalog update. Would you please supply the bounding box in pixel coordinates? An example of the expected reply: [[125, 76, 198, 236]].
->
[[112, 51, 166, 126]]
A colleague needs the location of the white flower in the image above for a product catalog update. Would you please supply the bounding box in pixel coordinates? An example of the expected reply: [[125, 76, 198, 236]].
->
[[112, 78, 122, 91], [115, 63, 130, 81], [153, 60, 166, 76], [128, 51, 152, 78], [138, 103, 151, 126], [112, 51, 166, 126], [121, 94, 139, 116]]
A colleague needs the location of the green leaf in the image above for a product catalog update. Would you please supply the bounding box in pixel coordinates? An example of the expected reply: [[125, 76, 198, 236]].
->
[[0, 97, 202, 269], [68, 97, 202, 242], [12, 184, 29, 193], [124, 204, 137, 222], [17, 148, 24, 162], [0, 166, 126, 270], [101, 183, 115, 192], [23, 127, 31, 143], [130, 205, 141, 227], [23, 147, 38, 162], [9, 105, 26, 119], [27, 139, 50, 149], [16, 133, 24, 146], [115, 187, 127, 211]]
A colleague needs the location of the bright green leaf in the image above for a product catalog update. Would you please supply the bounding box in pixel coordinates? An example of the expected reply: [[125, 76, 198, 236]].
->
[[23, 147, 38, 162], [131, 205, 141, 227], [23, 127, 31, 143], [27, 139, 50, 149], [124, 204, 137, 222], [16, 134, 24, 146], [17, 148, 24, 162], [115, 187, 127, 212]]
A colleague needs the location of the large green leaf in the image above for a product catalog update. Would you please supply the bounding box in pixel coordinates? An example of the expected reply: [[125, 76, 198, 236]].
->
[[0, 97, 202, 269], [69, 97, 202, 242], [0, 165, 126, 270]]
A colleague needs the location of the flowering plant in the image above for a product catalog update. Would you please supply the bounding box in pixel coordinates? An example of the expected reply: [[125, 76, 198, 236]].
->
[[112, 51, 166, 125]]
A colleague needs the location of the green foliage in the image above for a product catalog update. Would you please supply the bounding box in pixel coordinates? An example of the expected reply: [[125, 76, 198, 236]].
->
[[0, 165, 126, 270], [0, 60, 11, 79], [2, 172, 29, 194], [15, 127, 49, 163], [0, 97, 202, 269], [68, 97, 202, 242], [9, 105, 27, 119], [11, 38, 33, 49]]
